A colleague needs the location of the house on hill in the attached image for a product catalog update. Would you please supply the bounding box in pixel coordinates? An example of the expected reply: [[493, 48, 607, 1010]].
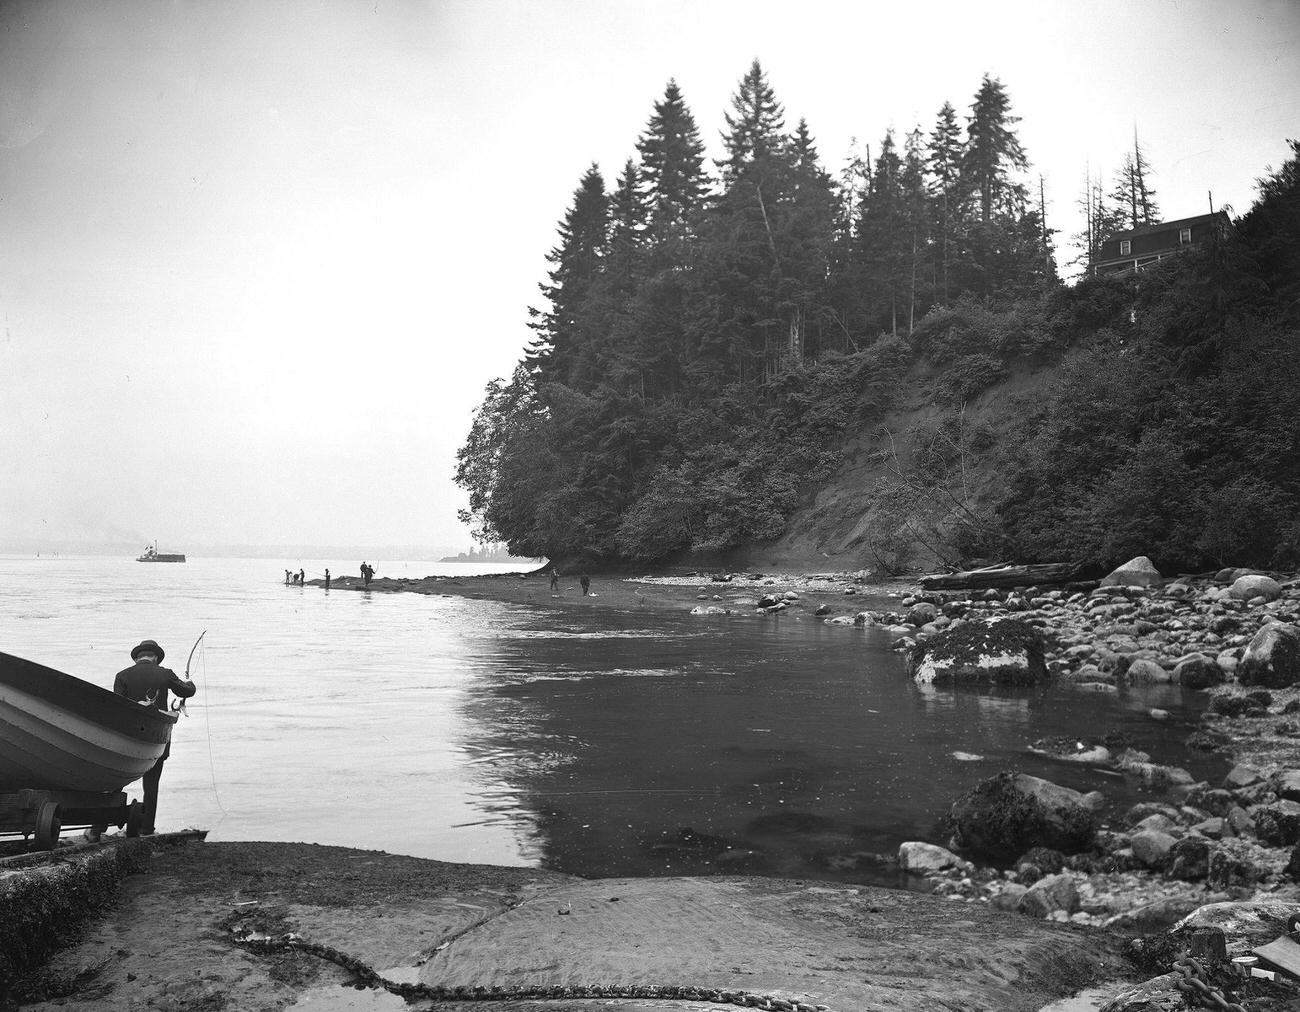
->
[[1093, 210, 1229, 275]]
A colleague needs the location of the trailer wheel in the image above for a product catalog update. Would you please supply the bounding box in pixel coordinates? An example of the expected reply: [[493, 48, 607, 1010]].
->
[[35, 801, 61, 849], [125, 800, 144, 838]]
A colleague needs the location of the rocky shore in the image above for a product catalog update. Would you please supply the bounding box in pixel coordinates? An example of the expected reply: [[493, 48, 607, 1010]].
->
[[291, 563, 1300, 1006]]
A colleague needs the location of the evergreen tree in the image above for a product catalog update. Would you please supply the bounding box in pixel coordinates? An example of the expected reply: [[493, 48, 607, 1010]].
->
[[961, 76, 1030, 295], [719, 58, 787, 181], [963, 75, 1028, 224], [1110, 133, 1161, 230], [900, 127, 932, 333], [926, 102, 965, 304], [637, 80, 710, 253], [858, 129, 908, 334], [525, 165, 609, 384]]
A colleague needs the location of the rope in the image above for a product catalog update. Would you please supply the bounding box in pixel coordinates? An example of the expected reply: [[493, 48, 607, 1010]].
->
[[234, 932, 829, 1011]]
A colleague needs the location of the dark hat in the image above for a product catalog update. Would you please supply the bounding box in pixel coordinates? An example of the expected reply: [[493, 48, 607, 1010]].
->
[[130, 639, 165, 662]]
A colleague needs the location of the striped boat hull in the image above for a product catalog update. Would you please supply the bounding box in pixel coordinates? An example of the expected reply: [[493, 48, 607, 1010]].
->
[[0, 651, 176, 793]]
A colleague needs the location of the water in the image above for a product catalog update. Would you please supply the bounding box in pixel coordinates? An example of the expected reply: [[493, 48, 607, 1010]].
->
[[0, 555, 1223, 884]]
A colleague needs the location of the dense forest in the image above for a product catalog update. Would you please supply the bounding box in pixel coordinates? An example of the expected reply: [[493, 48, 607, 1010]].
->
[[455, 60, 1300, 574]]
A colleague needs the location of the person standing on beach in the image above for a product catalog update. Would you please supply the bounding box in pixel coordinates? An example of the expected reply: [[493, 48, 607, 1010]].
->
[[549, 566, 559, 590], [114, 640, 196, 835], [324, 568, 330, 589], [580, 574, 590, 596], [298, 568, 305, 585]]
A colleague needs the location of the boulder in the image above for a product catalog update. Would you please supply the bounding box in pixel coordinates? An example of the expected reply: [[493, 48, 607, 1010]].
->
[[1017, 872, 1078, 919], [1223, 764, 1264, 790], [1229, 574, 1283, 603], [1125, 658, 1173, 684], [1130, 829, 1177, 868], [907, 618, 1047, 686], [1166, 835, 1212, 880], [1274, 769, 1300, 802], [1238, 622, 1300, 688], [1097, 974, 1182, 1012], [905, 602, 939, 626], [1100, 556, 1163, 589], [947, 772, 1098, 863], [989, 883, 1028, 912], [1173, 654, 1224, 689], [897, 841, 966, 874], [1253, 800, 1300, 847], [1177, 899, 1300, 944], [1208, 841, 1271, 889]]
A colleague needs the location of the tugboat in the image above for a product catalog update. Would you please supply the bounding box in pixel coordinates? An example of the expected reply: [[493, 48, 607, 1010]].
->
[[136, 541, 186, 563]]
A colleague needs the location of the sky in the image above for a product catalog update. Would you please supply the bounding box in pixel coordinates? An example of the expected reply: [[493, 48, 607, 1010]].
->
[[1, 0, 1297, 556]]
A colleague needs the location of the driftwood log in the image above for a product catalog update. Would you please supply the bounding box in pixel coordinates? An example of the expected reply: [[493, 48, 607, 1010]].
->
[[918, 562, 1090, 592]]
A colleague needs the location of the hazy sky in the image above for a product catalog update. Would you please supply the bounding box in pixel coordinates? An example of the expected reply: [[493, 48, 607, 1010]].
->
[[2, 0, 1297, 554]]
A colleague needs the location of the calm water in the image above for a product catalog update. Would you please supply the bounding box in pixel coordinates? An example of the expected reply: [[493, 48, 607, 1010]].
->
[[0, 555, 1222, 884]]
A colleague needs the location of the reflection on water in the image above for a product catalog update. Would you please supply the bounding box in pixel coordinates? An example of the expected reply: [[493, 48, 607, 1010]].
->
[[0, 556, 1225, 885]]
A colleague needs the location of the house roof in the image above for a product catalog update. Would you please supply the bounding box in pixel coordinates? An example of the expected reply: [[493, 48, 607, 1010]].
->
[[1111, 210, 1228, 242]]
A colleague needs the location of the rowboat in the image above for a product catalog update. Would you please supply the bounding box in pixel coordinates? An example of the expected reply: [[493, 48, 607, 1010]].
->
[[0, 651, 176, 794]]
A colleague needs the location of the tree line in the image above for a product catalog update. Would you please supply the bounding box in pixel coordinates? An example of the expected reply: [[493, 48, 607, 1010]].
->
[[456, 57, 1300, 572]]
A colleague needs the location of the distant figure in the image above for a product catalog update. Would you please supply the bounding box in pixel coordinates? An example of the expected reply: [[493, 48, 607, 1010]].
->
[[361, 561, 373, 587], [115, 639, 196, 836], [298, 568, 305, 585], [549, 567, 559, 590], [324, 568, 331, 590], [284, 569, 291, 584], [580, 574, 590, 596]]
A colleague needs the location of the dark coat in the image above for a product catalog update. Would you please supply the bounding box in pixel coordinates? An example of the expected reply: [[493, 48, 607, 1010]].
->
[[114, 661, 197, 712]]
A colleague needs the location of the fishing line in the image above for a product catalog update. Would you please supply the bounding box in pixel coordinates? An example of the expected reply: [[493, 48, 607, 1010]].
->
[[196, 640, 229, 823]]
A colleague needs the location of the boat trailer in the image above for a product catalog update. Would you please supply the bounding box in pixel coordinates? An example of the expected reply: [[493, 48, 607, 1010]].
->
[[0, 789, 144, 850]]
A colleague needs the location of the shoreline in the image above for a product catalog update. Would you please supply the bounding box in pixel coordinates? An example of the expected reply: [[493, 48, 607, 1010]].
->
[[13, 568, 1300, 1009]]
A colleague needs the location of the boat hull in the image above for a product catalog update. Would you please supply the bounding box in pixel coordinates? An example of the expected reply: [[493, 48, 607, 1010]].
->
[[137, 554, 186, 562], [0, 651, 177, 793]]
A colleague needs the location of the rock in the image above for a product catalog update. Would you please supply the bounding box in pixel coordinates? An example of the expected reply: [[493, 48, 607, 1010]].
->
[[1286, 844, 1300, 881], [814, 604, 833, 617], [1104, 897, 1206, 933], [897, 841, 966, 874], [907, 618, 1047, 686], [1125, 658, 1173, 684], [1223, 764, 1264, 790], [1227, 807, 1254, 835], [1165, 835, 1212, 880], [1238, 622, 1300, 688], [1017, 872, 1078, 919], [1126, 801, 1182, 826], [1253, 800, 1300, 846], [905, 602, 939, 626], [1133, 814, 1179, 835], [1208, 840, 1271, 889], [1177, 899, 1300, 944], [689, 605, 731, 616], [1189, 817, 1227, 839], [947, 772, 1098, 863], [1130, 830, 1177, 868], [989, 883, 1028, 912], [1173, 654, 1224, 689], [1100, 556, 1163, 589], [1274, 769, 1300, 802], [1097, 973, 1182, 1012], [1229, 574, 1283, 602]]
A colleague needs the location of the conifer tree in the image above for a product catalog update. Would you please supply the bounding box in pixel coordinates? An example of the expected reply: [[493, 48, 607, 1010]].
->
[[858, 129, 908, 334], [963, 75, 1028, 224], [637, 80, 709, 252], [525, 165, 609, 384], [719, 58, 787, 181], [927, 101, 965, 304], [961, 75, 1029, 294], [1110, 133, 1160, 229]]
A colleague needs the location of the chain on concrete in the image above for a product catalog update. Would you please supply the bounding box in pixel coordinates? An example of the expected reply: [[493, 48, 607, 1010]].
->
[[235, 933, 830, 1011], [1173, 957, 1248, 1012]]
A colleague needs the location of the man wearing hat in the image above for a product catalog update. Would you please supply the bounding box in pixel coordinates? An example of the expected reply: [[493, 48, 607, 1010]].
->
[[114, 639, 197, 835]]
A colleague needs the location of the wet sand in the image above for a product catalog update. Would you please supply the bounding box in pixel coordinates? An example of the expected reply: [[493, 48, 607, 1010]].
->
[[11, 838, 1125, 1012]]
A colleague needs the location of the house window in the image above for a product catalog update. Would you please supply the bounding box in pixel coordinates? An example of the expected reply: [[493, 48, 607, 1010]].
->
[[1179, 227, 1192, 245], [1120, 239, 1131, 255]]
